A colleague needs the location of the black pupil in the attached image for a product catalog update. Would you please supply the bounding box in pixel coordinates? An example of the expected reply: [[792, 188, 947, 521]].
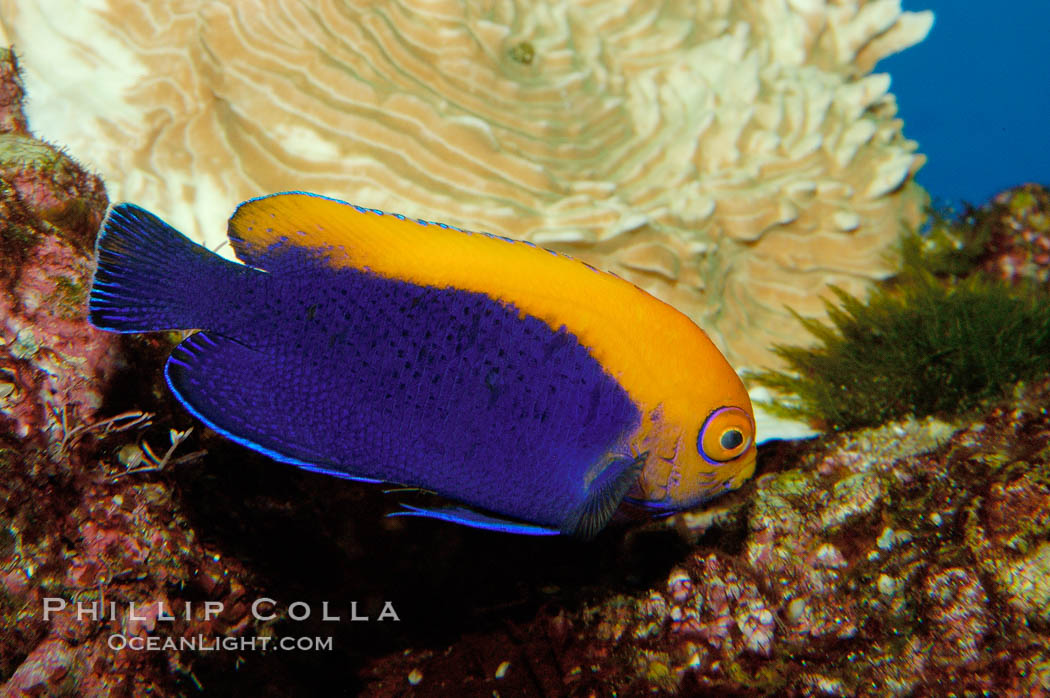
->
[[720, 429, 744, 450]]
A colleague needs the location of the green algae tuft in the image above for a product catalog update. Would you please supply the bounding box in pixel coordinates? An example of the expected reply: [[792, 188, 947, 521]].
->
[[751, 272, 1050, 430]]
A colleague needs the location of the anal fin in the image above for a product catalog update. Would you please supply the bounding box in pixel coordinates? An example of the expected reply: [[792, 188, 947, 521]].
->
[[388, 504, 561, 536], [297, 463, 383, 484], [164, 331, 378, 481]]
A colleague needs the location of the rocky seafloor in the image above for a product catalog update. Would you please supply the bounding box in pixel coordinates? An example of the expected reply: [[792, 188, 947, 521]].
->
[[1, 46, 1049, 696]]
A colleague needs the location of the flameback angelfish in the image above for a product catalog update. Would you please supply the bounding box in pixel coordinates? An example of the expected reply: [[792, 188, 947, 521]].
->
[[87, 193, 757, 539]]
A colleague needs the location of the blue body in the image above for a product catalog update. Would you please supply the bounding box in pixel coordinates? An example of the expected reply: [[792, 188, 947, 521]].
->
[[89, 204, 643, 537]]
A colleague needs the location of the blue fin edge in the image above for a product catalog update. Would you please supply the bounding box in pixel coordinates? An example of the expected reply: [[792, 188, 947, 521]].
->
[[388, 504, 561, 536]]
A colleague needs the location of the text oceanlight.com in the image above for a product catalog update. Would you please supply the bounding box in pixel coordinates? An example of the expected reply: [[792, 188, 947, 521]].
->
[[107, 634, 333, 652]]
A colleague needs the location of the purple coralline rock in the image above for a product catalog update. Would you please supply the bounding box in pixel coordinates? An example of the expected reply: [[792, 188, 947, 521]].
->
[[0, 56, 113, 445], [978, 183, 1050, 286], [923, 567, 990, 666], [0, 48, 264, 696]]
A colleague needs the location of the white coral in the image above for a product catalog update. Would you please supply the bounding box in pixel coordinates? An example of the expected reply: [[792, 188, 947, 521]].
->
[[1, 0, 932, 376]]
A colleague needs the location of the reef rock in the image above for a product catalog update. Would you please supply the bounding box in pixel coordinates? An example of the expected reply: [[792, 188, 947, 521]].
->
[[0, 0, 932, 371], [977, 183, 1050, 286], [0, 49, 263, 696], [0, 50, 112, 447], [364, 378, 1050, 696]]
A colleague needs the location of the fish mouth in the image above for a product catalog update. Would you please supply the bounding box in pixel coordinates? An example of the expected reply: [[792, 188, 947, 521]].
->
[[625, 447, 757, 514], [732, 449, 758, 488]]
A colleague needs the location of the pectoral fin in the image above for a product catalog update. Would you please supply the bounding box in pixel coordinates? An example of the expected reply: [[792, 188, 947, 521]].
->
[[562, 452, 647, 540]]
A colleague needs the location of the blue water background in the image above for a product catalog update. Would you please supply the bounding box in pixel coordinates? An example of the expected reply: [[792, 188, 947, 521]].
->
[[878, 1, 1049, 209]]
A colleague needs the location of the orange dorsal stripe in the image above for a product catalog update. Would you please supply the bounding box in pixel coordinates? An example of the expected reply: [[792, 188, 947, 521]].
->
[[228, 192, 732, 417]]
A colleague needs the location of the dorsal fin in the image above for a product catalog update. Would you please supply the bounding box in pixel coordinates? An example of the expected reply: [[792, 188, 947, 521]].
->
[[228, 191, 565, 273]]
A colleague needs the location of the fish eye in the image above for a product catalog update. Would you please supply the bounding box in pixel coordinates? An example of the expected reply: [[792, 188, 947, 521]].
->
[[721, 429, 744, 450], [697, 406, 753, 464]]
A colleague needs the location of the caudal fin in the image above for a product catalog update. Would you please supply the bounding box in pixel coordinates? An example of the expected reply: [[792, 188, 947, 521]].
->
[[89, 204, 245, 333]]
